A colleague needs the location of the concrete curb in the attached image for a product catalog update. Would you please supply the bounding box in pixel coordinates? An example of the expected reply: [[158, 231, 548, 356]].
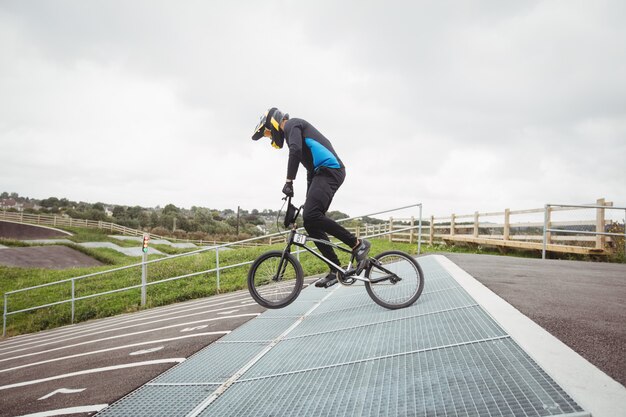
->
[[433, 254, 626, 417]]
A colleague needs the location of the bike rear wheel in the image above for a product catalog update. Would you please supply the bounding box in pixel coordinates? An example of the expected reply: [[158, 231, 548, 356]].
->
[[364, 250, 424, 309], [247, 250, 304, 309]]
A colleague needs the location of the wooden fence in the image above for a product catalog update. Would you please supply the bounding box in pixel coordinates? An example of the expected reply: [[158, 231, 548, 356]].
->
[[2, 197, 619, 255], [0, 211, 146, 235], [267, 198, 619, 256], [427, 198, 616, 255], [0, 211, 250, 247]]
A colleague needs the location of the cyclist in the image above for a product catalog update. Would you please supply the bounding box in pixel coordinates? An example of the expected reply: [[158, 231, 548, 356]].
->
[[252, 107, 371, 288]]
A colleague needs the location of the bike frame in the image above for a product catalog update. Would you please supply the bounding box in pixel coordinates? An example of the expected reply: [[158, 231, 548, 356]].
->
[[277, 198, 397, 284]]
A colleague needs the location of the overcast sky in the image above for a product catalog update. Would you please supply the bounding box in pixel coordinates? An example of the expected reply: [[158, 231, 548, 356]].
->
[[1, 0, 624, 221]]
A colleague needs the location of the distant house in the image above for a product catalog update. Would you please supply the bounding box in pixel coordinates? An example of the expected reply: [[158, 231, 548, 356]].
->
[[0, 198, 23, 211], [22, 202, 42, 211], [104, 207, 114, 217]]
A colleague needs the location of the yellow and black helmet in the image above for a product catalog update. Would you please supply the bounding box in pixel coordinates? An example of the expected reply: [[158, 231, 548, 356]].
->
[[251, 107, 289, 149]]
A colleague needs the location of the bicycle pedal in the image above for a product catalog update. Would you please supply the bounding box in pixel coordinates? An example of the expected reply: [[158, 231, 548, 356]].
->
[[315, 277, 338, 288], [323, 278, 338, 288], [335, 272, 353, 284]]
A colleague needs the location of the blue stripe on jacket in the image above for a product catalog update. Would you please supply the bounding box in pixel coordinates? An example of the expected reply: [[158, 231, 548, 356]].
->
[[305, 137, 341, 170]]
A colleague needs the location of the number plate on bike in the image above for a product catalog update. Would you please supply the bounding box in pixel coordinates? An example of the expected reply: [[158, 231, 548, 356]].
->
[[293, 233, 307, 244]]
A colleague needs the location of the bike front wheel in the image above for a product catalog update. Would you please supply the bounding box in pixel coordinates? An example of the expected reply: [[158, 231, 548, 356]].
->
[[364, 250, 424, 309], [247, 250, 304, 309]]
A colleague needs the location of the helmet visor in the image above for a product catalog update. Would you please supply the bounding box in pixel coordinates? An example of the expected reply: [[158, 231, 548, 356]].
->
[[251, 112, 268, 140]]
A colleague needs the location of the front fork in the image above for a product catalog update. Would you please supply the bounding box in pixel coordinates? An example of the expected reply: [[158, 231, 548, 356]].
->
[[274, 231, 296, 281]]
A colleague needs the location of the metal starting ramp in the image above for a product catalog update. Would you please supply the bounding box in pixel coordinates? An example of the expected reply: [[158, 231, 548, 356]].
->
[[96, 255, 588, 417]]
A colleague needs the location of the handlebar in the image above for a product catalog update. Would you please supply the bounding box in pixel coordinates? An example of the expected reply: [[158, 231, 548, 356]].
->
[[281, 196, 302, 229]]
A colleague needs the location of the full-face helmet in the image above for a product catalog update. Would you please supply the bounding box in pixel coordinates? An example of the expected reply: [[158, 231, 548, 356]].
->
[[251, 107, 289, 149]]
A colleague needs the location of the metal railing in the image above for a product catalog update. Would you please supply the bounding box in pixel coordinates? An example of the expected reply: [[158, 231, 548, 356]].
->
[[2, 203, 422, 337], [542, 203, 626, 260]]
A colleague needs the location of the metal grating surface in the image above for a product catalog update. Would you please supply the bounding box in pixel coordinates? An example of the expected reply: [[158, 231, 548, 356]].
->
[[290, 288, 478, 338], [243, 305, 506, 379], [97, 255, 587, 417], [216, 317, 297, 342], [97, 385, 219, 417], [201, 339, 583, 417], [256, 298, 321, 318], [152, 342, 268, 384]]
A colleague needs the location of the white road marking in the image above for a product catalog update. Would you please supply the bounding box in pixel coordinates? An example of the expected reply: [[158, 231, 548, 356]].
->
[[38, 388, 86, 400], [0, 302, 257, 357], [0, 332, 228, 374], [129, 346, 164, 356], [0, 313, 258, 366], [186, 286, 340, 417], [14, 404, 108, 417], [0, 358, 185, 390], [181, 325, 209, 332], [0, 291, 252, 351], [217, 310, 239, 315]]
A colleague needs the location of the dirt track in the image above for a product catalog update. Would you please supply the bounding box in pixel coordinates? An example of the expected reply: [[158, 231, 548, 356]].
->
[[0, 245, 104, 269], [0, 221, 102, 269], [0, 220, 70, 240]]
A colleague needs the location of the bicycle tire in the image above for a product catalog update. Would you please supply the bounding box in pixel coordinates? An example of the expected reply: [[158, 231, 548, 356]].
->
[[364, 250, 424, 309], [247, 250, 304, 309]]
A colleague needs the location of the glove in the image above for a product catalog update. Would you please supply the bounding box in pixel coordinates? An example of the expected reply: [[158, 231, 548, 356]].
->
[[282, 181, 294, 197]]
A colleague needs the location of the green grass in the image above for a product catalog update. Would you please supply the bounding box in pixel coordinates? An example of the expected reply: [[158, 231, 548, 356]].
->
[[60, 226, 118, 243], [0, 237, 421, 337], [2, 226, 622, 338], [0, 238, 31, 248]]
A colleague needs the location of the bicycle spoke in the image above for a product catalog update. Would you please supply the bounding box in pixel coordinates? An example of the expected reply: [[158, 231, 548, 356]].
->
[[365, 251, 424, 309], [248, 251, 303, 308]]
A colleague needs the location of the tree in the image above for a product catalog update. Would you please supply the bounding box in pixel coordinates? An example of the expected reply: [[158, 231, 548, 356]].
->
[[160, 214, 176, 230], [175, 215, 190, 231], [150, 211, 160, 228], [162, 204, 180, 216], [328, 210, 349, 221], [127, 206, 143, 219], [86, 209, 107, 221], [138, 212, 151, 228], [40, 197, 60, 208], [112, 206, 126, 219], [244, 214, 264, 225]]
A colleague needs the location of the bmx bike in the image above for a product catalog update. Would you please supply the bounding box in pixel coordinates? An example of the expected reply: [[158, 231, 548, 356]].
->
[[247, 197, 424, 310]]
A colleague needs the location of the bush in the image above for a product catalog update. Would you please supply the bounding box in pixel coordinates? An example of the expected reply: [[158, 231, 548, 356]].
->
[[188, 231, 209, 241], [172, 230, 188, 239], [607, 222, 625, 262], [150, 226, 170, 236]]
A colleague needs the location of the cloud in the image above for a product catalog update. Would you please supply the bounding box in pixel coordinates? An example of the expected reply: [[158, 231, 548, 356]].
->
[[0, 1, 624, 221]]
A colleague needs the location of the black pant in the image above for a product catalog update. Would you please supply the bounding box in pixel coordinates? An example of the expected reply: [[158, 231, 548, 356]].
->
[[303, 167, 358, 271]]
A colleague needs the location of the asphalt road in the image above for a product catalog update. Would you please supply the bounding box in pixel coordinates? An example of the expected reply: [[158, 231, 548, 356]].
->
[[2, 253, 624, 416], [0, 290, 265, 417], [443, 253, 626, 387]]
